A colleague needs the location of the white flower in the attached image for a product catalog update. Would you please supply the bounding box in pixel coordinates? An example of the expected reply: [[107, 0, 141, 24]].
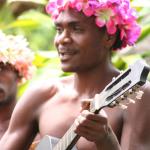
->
[[0, 30, 35, 82]]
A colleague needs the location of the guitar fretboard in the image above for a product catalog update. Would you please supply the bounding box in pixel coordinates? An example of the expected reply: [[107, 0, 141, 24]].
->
[[53, 123, 80, 150]]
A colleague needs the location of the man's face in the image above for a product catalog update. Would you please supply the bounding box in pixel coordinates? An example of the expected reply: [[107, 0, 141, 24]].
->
[[54, 8, 109, 73], [0, 65, 17, 105]]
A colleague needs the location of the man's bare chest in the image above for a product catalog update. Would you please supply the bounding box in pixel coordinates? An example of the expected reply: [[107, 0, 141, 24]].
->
[[0, 121, 9, 139], [38, 102, 122, 138], [38, 97, 81, 138], [122, 100, 150, 149]]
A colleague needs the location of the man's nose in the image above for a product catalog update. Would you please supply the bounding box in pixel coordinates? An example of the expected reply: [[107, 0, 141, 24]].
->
[[58, 30, 72, 44]]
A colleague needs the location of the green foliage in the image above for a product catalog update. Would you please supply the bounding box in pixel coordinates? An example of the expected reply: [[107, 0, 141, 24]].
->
[[112, 0, 150, 70], [0, 4, 14, 26], [7, 0, 47, 5], [0, 0, 55, 50], [112, 53, 142, 70], [138, 25, 150, 42]]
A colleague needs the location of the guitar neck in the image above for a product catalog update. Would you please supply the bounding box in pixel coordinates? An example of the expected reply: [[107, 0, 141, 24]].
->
[[53, 123, 80, 150]]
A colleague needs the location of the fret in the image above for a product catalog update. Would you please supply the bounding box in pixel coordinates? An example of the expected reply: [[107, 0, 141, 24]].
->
[[53, 123, 79, 150]]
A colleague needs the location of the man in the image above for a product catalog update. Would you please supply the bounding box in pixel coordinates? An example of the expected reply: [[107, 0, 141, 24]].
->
[[0, 0, 150, 150], [0, 31, 34, 139]]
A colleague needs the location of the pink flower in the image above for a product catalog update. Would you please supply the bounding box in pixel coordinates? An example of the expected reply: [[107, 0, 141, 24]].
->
[[126, 23, 141, 46], [46, 0, 141, 50], [46, 1, 59, 19], [95, 7, 114, 27], [106, 19, 117, 34]]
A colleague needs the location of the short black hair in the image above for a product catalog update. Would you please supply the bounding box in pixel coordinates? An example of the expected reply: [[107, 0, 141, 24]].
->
[[112, 29, 123, 50], [0, 62, 21, 79]]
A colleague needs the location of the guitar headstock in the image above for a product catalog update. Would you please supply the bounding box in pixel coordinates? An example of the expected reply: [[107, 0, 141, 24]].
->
[[90, 60, 150, 113]]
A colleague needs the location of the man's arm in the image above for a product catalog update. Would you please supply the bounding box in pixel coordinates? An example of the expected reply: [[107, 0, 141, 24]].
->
[[95, 125, 121, 150], [120, 81, 150, 150], [0, 87, 39, 150], [0, 81, 57, 150]]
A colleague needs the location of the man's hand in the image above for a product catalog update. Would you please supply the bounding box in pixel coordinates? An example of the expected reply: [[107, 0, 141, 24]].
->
[[74, 98, 120, 150], [74, 109, 109, 143]]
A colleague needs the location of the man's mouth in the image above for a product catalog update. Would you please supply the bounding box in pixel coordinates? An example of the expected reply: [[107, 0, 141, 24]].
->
[[59, 50, 77, 61]]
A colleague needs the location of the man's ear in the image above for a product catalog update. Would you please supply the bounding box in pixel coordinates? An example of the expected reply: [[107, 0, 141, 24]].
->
[[105, 34, 116, 50]]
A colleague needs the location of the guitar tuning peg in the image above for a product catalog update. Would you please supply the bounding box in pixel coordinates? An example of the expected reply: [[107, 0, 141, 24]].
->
[[137, 90, 144, 95], [109, 101, 116, 107], [118, 104, 127, 109], [120, 70, 124, 74], [136, 90, 144, 100], [129, 89, 133, 94], [112, 77, 116, 81], [127, 97, 135, 104], [120, 95, 125, 100]]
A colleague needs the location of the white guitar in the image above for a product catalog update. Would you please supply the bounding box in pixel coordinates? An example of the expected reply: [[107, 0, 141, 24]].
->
[[35, 60, 150, 150]]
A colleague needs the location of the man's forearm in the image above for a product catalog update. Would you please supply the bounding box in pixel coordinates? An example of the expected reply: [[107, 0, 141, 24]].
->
[[96, 126, 121, 150]]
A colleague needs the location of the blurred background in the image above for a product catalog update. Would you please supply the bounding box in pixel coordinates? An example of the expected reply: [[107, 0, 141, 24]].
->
[[0, 0, 150, 98]]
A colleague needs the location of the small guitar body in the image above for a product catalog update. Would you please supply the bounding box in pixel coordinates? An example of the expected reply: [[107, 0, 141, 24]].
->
[[36, 135, 77, 150], [35, 136, 52, 150]]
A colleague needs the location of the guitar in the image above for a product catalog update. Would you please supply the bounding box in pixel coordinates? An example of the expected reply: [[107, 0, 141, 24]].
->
[[35, 60, 150, 150]]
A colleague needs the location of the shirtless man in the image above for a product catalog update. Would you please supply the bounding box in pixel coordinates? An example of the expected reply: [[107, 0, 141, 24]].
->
[[0, 62, 18, 139], [0, 31, 34, 139], [0, 0, 150, 150]]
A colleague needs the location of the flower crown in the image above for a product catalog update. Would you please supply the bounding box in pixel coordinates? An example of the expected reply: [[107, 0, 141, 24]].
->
[[0, 30, 35, 83], [46, 0, 141, 50]]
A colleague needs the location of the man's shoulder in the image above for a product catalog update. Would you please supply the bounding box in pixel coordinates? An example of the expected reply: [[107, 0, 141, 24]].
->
[[141, 80, 150, 99], [25, 78, 59, 98], [21, 76, 74, 114], [15, 78, 64, 115], [30, 76, 73, 89], [142, 80, 150, 92], [24, 76, 74, 99]]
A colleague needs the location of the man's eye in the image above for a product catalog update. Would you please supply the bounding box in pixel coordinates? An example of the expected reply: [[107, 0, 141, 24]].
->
[[55, 27, 63, 34], [73, 26, 83, 32]]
